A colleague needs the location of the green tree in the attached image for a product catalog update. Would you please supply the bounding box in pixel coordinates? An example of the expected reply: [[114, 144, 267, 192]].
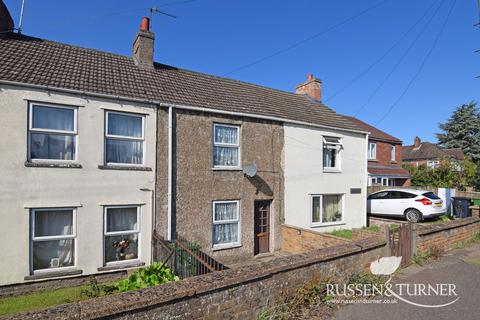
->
[[436, 101, 480, 162]]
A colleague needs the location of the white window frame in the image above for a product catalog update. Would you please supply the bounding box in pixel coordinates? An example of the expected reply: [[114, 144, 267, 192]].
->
[[212, 123, 241, 169], [104, 111, 145, 166], [390, 145, 396, 162], [28, 102, 78, 162], [368, 142, 377, 160], [310, 194, 345, 227], [103, 205, 141, 265], [212, 200, 241, 250], [322, 136, 342, 172], [30, 208, 77, 274]]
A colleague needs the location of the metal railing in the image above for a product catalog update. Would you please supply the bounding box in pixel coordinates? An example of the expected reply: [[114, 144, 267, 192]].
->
[[153, 232, 228, 278]]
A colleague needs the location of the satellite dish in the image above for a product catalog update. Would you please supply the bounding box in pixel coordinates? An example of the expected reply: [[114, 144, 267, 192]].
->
[[243, 164, 257, 178]]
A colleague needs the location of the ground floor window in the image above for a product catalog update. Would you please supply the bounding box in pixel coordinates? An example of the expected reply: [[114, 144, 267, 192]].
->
[[370, 176, 395, 186], [104, 206, 140, 264], [31, 208, 75, 271], [311, 194, 343, 225], [212, 200, 240, 248]]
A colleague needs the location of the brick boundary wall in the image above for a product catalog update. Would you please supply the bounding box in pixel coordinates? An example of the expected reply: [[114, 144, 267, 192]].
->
[[3, 238, 387, 320], [281, 224, 350, 253], [416, 217, 480, 253]]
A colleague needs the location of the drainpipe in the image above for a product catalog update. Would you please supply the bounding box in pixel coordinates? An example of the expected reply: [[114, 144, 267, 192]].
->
[[364, 133, 370, 227], [167, 106, 173, 241]]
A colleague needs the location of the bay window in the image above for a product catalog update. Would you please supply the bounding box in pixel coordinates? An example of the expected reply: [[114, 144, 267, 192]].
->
[[31, 208, 75, 272], [212, 201, 240, 248], [28, 103, 77, 161], [105, 111, 144, 165], [311, 194, 343, 225], [213, 124, 240, 168], [104, 206, 140, 264], [323, 136, 342, 171]]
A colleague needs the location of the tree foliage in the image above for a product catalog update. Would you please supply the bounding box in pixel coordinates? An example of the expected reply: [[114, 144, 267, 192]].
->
[[436, 101, 480, 162]]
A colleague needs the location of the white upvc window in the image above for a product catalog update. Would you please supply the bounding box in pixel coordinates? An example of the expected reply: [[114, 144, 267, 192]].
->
[[390, 145, 396, 162], [213, 124, 240, 168], [368, 142, 377, 160], [212, 200, 240, 249], [105, 111, 145, 165], [323, 136, 342, 171], [104, 206, 140, 264], [311, 194, 344, 226], [31, 208, 76, 272], [28, 103, 78, 161]]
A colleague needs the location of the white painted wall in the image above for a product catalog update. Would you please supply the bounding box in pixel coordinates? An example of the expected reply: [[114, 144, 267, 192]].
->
[[284, 124, 368, 232], [0, 85, 156, 285]]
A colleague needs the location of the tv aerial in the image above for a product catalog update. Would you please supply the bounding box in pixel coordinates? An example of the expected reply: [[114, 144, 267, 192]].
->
[[149, 7, 177, 29]]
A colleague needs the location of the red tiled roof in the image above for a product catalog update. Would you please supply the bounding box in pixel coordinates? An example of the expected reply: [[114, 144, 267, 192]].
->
[[342, 116, 402, 143], [402, 142, 465, 161], [368, 165, 410, 177]]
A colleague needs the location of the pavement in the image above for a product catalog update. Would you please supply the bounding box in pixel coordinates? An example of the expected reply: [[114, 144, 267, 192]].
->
[[333, 242, 480, 320]]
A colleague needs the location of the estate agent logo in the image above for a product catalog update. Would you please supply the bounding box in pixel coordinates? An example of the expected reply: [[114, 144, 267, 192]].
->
[[326, 256, 459, 308]]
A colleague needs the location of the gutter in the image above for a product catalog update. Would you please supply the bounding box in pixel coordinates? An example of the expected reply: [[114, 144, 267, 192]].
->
[[0, 80, 370, 136]]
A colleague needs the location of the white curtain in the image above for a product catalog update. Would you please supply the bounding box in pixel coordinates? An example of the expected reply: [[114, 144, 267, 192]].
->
[[106, 139, 143, 164], [213, 146, 239, 166], [213, 223, 238, 245], [30, 133, 75, 160], [322, 195, 342, 223], [323, 147, 336, 168], [32, 105, 74, 131], [33, 210, 74, 270], [214, 126, 238, 144], [108, 113, 142, 138], [106, 208, 137, 232], [214, 202, 238, 221]]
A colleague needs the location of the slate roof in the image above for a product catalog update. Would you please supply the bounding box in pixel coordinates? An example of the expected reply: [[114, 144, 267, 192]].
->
[[0, 32, 362, 132], [402, 142, 465, 161], [342, 116, 402, 143]]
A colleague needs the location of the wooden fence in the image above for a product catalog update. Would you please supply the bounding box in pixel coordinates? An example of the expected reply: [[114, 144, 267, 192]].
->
[[367, 185, 438, 195]]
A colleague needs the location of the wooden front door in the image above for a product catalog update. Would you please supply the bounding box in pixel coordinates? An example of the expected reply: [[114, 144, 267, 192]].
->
[[254, 200, 270, 255]]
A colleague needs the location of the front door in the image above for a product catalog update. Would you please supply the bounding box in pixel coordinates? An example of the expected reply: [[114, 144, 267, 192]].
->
[[254, 200, 270, 255]]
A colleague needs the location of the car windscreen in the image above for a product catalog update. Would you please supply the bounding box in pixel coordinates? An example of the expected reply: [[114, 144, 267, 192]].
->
[[422, 192, 440, 200]]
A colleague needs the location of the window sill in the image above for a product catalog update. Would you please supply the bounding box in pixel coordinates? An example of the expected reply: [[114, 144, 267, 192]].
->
[[24, 269, 83, 281], [311, 222, 346, 228], [25, 161, 82, 169], [97, 261, 145, 272], [368, 159, 378, 162], [212, 167, 242, 171], [98, 165, 152, 171], [323, 168, 342, 173], [212, 243, 242, 251]]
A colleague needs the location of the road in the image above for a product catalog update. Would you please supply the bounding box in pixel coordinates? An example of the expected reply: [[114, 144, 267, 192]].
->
[[333, 243, 480, 320]]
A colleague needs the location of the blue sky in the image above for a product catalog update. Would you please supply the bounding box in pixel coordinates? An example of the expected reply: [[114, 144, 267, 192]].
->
[[4, 0, 479, 145]]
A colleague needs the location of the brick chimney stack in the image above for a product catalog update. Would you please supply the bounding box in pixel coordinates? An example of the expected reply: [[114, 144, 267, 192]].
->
[[295, 73, 322, 101], [414, 136, 421, 148], [133, 17, 154, 70]]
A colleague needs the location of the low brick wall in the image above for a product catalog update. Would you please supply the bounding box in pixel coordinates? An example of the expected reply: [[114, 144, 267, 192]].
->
[[281, 224, 350, 254], [5, 238, 387, 320], [416, 217, 480, 253]]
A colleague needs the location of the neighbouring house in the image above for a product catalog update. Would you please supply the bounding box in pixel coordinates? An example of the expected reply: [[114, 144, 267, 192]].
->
[[0, 1, 368, 285], [343, 116, 410, 187], [283, 76, 368, 233], [402, 137, 465, 170]]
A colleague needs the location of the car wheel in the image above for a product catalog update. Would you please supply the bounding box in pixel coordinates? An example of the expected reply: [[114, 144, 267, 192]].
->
[[405, 209, 422, 223]]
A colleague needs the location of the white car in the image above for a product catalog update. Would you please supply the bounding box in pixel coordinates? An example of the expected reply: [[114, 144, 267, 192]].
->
[[367, 189, 446, 223]]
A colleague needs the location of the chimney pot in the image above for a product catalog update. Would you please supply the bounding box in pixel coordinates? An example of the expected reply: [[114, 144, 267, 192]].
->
[[295, 73, 322, 101], [140, 17, 150, 32]]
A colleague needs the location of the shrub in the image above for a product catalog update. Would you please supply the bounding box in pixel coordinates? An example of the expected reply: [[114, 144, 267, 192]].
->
[[329, 229, 352, 239], [116, 263, 179, 292]]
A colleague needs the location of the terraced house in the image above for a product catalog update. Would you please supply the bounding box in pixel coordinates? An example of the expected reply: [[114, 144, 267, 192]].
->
[[0, 0, 368, 286]]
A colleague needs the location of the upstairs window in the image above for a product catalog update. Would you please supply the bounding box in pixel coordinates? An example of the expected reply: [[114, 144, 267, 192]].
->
[[28, 103, 77, 161], [213, 124, 240, 168], [368, 142, 377, 160], [390, 145, 396, 162], [323, 136, 342, 171], [105, 111, 144, 165]]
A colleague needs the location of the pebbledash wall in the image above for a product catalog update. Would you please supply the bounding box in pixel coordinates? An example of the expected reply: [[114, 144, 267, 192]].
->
[[283, 123, 367, 232], [5, 237, 387, 319], [155, 109, 284, 264], [0, 85, 156, 285]]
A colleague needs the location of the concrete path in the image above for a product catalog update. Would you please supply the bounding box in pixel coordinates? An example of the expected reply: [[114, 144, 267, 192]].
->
[[333, 243, 480, 320]]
